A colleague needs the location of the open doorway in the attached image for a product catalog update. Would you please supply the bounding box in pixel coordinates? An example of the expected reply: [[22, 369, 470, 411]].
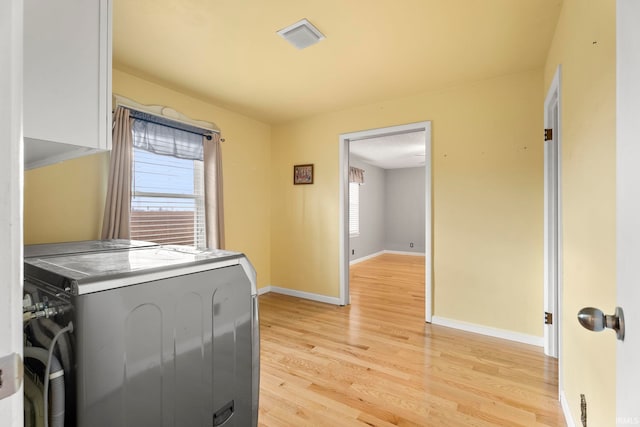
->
[[543, 66, 562, 405], [339, 121, 432, 322], [544, 67, 562, 361]]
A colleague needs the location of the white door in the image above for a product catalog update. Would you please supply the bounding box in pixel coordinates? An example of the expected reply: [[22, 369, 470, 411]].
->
[[616, 0, 640, 424], [0, 0, 24, 425]]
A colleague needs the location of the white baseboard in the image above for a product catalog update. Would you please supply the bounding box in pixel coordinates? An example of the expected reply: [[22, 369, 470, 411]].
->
[[257, 285, 342, 306], [383, 250, 426, 256], [350, 249, 425, 265], [431, 316, 544, 347], [257, 285, 272, 296], [350, 250, 385, 265], [560, 390, 575, 427]]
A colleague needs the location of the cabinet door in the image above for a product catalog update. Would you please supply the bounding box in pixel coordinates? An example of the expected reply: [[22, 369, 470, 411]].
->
[[24, 0, 111, 169]]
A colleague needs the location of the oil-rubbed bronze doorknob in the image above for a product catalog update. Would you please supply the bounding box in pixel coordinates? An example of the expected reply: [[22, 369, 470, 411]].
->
[[577, 307, 625, 341]]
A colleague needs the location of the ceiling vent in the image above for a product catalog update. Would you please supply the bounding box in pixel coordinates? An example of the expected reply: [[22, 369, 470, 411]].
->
[[277, 19, 325, 50]]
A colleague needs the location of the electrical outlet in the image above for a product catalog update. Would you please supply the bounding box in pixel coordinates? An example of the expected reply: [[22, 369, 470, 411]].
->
[[410, 242, 414, 248], [351, 249, 355, 255]]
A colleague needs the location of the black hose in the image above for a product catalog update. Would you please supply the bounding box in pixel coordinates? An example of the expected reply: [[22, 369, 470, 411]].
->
[[28, 318, 52, 350]]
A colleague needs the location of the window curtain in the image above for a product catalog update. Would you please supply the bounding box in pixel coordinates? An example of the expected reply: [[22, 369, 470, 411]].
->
[[132, 118, 204, 160], [349, 166, 365, 184], [101, 107, 133, 239], [204, 133, 225, 249]]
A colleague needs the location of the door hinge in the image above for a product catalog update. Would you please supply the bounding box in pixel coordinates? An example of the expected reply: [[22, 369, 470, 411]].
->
[[544, 128, 553, 141], [0, 353, 23, 401], [545, 311, 553, 325]]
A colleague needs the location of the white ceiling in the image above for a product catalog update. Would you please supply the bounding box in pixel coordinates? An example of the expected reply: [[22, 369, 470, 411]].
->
[[350, 131, 426, 170]]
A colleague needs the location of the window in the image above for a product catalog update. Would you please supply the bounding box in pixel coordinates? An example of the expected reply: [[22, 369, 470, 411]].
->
[[130, 120, 206, 247], [349, 182, 360, 236]]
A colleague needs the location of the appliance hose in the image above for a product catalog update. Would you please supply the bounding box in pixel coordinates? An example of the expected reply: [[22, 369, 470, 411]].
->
[[39, 319, 74, 387], [24, 346, 66, 427], [43, 322, 73, 427]]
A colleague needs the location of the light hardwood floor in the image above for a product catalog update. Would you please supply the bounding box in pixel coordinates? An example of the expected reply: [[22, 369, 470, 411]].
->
[[258, 254, 564, 426]]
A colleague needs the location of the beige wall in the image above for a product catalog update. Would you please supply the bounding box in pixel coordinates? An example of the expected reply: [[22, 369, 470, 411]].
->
[[24, 45, 556, 348], [272, 69, 544, 337], [24, 69, 273, 288], [24, 152, 109, 244], [24, 68, 545, 339], [544, 0, 617, 425]]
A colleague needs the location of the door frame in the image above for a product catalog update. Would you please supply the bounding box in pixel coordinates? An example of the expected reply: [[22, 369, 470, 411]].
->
[[616, 0, 640, 420], [543, 65, 562, 364], [338, 121, 433, 322], [0, 0, 24, 424]]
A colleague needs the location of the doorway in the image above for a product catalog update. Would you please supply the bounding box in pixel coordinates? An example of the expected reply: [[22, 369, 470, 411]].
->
[[544, 66, 562, 363], [339, 121, 432, 321]]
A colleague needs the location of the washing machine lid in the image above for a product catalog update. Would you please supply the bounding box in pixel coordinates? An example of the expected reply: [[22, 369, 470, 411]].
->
[[25, 239, 159, 259], [24, 245, 244, 295]]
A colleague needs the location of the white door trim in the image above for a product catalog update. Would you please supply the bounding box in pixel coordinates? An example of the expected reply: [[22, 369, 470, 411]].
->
[[543, 65, 562, 363], [338, 121, 433, 322], [0, 0, 24, 424], [616, 0, 640, 421]]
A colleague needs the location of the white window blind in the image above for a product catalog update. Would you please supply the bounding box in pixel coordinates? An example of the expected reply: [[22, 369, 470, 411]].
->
[[349, 182, 360, 236], [130, 134, 206, 248]]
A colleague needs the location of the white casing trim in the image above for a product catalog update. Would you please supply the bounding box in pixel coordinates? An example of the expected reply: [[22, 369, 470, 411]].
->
[[543, 65, 562, 361], [560, 390, 576, 427], [0, 0, 24, 422], [617, 1, 640, 421], [257, 285, 342, 306], [431, 316, 543, 347]]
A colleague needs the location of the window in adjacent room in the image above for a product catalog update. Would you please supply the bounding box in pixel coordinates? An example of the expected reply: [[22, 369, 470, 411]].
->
[[349, 181, 360, 236], [348, 166, 365, 237]]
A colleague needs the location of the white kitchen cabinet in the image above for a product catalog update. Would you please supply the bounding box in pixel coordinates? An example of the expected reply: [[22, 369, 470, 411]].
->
[[24, 0, 112, 169]]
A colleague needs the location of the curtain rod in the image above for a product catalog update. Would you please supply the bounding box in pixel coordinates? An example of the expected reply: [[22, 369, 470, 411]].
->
[[122, 107, 226, 142], [113, 94, 225, 141], [128, 112, 214, 141]]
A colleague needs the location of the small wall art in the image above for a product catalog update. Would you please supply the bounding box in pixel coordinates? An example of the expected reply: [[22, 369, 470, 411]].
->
[[293, 164, 314, 185]]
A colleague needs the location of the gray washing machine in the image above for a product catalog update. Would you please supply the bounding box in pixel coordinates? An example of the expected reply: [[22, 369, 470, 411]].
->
[[23, 240, 259, 427]]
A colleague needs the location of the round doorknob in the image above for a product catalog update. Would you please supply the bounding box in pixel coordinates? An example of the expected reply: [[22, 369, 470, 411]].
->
[[577, 307, 606, 331], [577, 306, 625, 341]]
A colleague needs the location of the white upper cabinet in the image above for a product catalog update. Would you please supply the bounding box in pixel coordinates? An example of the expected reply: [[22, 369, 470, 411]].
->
[[24, 0, 112, 170]]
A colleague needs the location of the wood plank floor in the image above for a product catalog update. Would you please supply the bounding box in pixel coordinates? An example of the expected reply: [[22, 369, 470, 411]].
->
[[258, 254, 564, 426]]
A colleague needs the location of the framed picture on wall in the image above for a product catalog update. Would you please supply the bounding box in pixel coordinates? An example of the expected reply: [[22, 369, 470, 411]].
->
[[293, 164, 314, 185]]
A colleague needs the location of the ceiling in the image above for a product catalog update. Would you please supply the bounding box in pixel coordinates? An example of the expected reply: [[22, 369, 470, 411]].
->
[[113, 0, 562, 124], [350, 131, 426, 170]]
